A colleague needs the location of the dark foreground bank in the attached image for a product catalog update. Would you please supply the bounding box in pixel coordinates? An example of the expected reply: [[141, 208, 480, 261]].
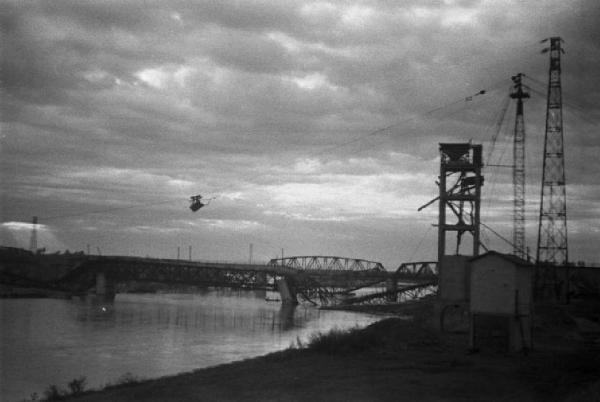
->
[[45, 302, 600, 402]]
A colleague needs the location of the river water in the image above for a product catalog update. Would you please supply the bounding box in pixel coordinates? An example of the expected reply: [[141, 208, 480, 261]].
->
[[0, 290, 382, 401]]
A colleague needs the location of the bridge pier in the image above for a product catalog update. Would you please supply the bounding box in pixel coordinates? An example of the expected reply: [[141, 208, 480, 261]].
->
[[385, 277, 398, 302], [276, 277, 298, 305], [279, 303, 296, 330], [92, 271, 116, 302], [256, 272, 268, 287]]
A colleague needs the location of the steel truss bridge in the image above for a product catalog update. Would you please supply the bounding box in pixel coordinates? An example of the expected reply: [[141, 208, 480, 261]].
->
[[2, 254, 391, 302], [1, 250, 440, 304], [339, 262, 439, 305], [396, 261, 438, 281], [268, 256, 385, 272], [56, 256, 299, 294]]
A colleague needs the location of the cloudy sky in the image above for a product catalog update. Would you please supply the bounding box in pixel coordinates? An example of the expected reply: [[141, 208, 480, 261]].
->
[[1, 0, 599, 268]]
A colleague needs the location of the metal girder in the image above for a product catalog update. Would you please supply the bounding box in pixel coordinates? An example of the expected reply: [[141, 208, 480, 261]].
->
[[58, 259, 276, 292], [53, 255, 388, 297], [341, 282, 437, 305], [395, 261, 438, 280], [268, 256, 385, 272]]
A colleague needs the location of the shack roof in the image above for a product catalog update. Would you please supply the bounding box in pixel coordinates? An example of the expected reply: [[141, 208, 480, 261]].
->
[[469, 250, 533, 267]]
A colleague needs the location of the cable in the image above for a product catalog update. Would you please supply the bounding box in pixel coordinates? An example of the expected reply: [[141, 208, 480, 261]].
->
[[482, 97, 514, 227], [480, 221, 533, 261], [40, 198, 183, 222], [523, 75, 599, 125], [312, 89, 489, 157], [407, 225, 434, 262], [206, 82, 508, 203], [25, 70, 540, 258], [480, 221, 514, 250], [484, 90, 512, 164]]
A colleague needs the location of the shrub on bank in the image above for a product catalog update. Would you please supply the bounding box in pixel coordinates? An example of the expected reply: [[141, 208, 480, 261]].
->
[[20, 377, 87, 401], [103, 372, 143, 389], [304, 318, 441, 356], [306, 327, 378, 355]]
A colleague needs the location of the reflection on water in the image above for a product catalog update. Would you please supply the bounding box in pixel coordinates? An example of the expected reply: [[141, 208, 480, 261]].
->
[[1, 290, 380, 401]]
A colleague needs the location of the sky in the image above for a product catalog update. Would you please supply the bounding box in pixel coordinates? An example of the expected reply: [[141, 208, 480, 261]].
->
[[1, 0, 599, 269]]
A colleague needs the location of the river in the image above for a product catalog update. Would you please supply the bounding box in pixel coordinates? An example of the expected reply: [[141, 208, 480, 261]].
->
[[0, 290, 382, 401]]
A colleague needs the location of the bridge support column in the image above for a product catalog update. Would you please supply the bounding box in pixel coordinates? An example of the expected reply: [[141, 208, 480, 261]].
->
[[256, 272, 268, 287], [385, 277, 398, 302], [94, 271, 115, 302], [276, 277, 298, 305], [253, 272, 268, 299]]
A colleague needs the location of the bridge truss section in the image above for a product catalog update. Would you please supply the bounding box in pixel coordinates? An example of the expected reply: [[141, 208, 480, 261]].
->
[[395, 261, 438, 281], [268, 256, 385, 272], [340, 282, 437, 306]]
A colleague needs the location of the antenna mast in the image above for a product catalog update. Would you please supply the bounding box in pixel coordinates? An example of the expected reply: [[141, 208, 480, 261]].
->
[[510, 74, 529, 259]]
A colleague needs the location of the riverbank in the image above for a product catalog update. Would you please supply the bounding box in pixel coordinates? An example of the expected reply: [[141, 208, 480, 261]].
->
[[57, 301, 599, 402]]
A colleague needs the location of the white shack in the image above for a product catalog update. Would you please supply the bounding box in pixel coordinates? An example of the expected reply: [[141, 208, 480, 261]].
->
[[469, 251, 533, 352]]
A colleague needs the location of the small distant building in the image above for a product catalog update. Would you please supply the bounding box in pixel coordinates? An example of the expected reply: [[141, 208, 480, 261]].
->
[[469, 251, 533, 353]]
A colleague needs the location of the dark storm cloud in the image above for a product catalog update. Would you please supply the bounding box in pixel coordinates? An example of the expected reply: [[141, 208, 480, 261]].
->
[[1, 0, 599, 265]]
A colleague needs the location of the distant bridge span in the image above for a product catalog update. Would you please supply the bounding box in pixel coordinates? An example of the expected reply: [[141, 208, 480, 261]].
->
[[396, 261, 438, 281], [268, 256, 385, 272], [52, 255, 396, 303], [1, 248, 440, 304], [58, 255, 387, 287], [57, 256, 299, 292]]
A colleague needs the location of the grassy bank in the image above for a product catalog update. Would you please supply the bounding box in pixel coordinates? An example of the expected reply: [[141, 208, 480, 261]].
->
[[34, 307, 598, 402]]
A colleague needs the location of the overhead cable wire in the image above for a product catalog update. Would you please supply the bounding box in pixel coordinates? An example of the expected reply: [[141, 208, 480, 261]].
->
[[481, 221, 533, 261], [40, 198, 183, 222], [481, 92, 514, 223], [526, 84, 599, 128], [310, 87, 498, 158], [210, 81, 508, 201], [30, 79, 514, 246], [407, 225, 434, 262], [480, 221, 515, 252], [484, 89, 512, 164], [523, 75, 599, 125], [198, 83, 509, 252]]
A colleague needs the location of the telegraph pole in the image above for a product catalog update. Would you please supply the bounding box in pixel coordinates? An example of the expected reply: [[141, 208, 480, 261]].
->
[[510, 73, 529, 259]]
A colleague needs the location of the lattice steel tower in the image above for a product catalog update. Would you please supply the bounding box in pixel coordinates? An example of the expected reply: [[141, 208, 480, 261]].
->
[[536, 37, 568, 265], [510, 74, 529, 259]]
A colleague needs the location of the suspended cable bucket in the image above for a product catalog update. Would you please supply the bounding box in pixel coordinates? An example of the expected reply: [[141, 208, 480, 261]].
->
[[189, 194, 215, 212]]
